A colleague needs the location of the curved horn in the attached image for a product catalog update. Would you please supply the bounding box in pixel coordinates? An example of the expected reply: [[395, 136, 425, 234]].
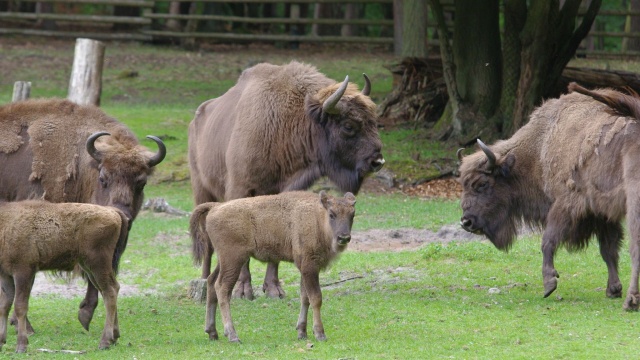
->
[[86, 131, 110, 162], [477, 139, 496, 169], [456, 148, 465, 162], [362, 73, 371, 96], [322, 75, 349, 114], [146, 135, 167, 167]]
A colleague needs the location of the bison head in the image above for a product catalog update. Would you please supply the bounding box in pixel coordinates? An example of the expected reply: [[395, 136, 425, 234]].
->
[[86, 131, 166, 223], [305, 75, 385, 194], [320, 190, 356, 251], [458, 139, 518, 250]]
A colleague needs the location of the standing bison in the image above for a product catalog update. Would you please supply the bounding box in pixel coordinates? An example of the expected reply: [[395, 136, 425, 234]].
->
[[0, 98, 166, 330], [188, 61, 384, 299], [458, 83, 640, 310]]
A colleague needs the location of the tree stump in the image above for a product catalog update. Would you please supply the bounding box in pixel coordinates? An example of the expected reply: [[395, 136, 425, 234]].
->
[[12, 81, 31, 102], [188, 279, 207, 303], [68, 38, 105, 106]]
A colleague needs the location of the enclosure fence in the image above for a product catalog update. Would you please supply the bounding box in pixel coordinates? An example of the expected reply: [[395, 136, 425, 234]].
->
[[1, 1, 639, 58]]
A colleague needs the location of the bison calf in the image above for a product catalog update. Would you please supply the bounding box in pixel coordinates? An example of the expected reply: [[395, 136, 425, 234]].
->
[[0, 201, 127, 353], [190, 191, 356, 343]]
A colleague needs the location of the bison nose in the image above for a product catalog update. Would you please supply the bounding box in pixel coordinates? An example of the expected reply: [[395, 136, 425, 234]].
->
[[460, 217, 473, 231], [338, 234, 351, 245], [371, 157, 385, 172]]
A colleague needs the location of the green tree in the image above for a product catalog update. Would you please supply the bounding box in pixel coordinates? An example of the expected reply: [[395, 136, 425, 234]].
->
[[430, 0, 601, 144]]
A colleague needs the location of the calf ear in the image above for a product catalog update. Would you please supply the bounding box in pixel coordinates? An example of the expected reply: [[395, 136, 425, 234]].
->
[[305, 94, 326, 125], [320, 190, 330, 209], [344, 192, 356, 206], [499, 154, 516, 178]]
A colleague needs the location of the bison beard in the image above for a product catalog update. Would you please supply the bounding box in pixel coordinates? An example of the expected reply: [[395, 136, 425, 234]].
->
[[458, 83, 640, 310], [189, 61, 384, 300], [0, 98, 166, 333]]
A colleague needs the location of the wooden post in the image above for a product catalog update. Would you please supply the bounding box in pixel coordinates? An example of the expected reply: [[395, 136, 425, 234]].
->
[[12, 81, 31, 102], [290, 3, 301, 49], [68, 38, 105, 106]]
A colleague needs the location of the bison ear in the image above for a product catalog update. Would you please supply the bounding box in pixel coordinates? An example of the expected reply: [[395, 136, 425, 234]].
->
[[499, 154, 516, 178], [320, 190, 330, 209], [305, 94, 326, 125], [344, 192, 356, 206]]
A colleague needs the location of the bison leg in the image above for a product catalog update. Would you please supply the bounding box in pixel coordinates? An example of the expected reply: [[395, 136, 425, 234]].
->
[[0, 275, 15, 351], [205, 264, 221, 340], [9, 274, 35, 335], [624, 195, 640, 311], [296, 277, 310, 340], [596, 220, 623, 298], [541, 209, 568, 298], [78, 280, 100, 331], [300, 266, 326, 341], [263, 262, 286, 299], [231, 260, 254, 300], [12, 271, 35, 353], [216, 257, 243, 343]]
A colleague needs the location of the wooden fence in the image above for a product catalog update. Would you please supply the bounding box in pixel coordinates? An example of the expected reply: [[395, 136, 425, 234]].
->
[[1, 1, 640, 58]]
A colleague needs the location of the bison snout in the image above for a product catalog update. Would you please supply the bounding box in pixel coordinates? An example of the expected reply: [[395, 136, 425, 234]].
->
[[337, 234, 351, 245], [460, 216, 483, 235], [371, 157, 385, 172]]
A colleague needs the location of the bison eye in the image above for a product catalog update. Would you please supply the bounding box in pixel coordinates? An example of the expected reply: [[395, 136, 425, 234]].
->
[[99, 176, 108, 189], [342, 122, 356, 136], [329, 211, 336, 220]]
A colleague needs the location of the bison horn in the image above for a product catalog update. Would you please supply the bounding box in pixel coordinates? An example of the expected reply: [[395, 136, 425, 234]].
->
[[456, 148, 465, 162], [322, 75, 349, 114], [477, 139, 496, 169], [86, 131, 110, 162], [146, 135, 167, 167], [362, 73, 371, 96]]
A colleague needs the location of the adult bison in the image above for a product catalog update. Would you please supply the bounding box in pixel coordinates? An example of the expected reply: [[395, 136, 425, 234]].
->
[[458, 83, 640, 310], [189, 61, 384, 299], [0, 98, 166, 330]]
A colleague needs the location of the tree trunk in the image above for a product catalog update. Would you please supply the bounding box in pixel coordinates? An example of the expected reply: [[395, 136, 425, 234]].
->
[[166, 2, 183, 31], [393, 0, 404, 56], [401, 0, 427, 57], [451, 0, 501, 143], [341, 4, 357, 36], [68, 39, 105, 107], [627, 0, 640, 50]]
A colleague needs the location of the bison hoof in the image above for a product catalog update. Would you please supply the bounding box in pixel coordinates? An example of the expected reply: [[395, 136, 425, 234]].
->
[[228, 336, 241, 343], [297, 332, 308, 340], [232, 281, 255, 300], [15, 345, 27, 353], [314, 332, 327, 342], [543, 277, 558, 298], [208, 332, 219, 341], [623, 293, 640, 311], [607, 284, 623, 299], [78, 309, 94, 331], [263, 283, 286, 299]]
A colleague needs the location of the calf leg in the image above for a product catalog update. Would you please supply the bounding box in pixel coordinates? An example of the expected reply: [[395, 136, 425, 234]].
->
[[300, 266, 326, 341], [216, 257, 244, 343], [624, 196, 640, 311], [296, 277, 310, 340], [595, 220, 623, 298], [231, 260, 254, 300], [0, 275, 15, 351], [263, 262, 286, 299], [9, 274, 35, 335], [13, 271, 36, 353], [205, 264, 220, 340], [78, 280, 99, 331], [93, 275, 120, 350], [541, 207, 569, 298]]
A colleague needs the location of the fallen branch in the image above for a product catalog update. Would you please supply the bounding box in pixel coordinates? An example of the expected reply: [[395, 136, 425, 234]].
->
[[37, 349, 86, 354], [321, 275, 364, 287]]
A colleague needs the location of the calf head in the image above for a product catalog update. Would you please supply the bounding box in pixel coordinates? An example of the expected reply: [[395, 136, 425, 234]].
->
[[86, 131, 166, 223], [305, 75, 385, 194], [458, 139, 518, 250], [320, 191, 356, 251]]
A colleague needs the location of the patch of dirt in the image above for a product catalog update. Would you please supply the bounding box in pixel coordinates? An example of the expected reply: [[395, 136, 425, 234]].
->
[[31, 272, 148, 299]]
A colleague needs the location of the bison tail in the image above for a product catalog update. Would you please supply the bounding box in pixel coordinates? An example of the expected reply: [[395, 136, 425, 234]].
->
[[112, 210, 130, 275], [568, 82, 640, 119], [189, 202, 218, 266]]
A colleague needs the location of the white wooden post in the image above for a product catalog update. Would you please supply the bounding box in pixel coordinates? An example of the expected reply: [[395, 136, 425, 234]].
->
[[12, 81, 31, 102], [68, 38, 105, 106]]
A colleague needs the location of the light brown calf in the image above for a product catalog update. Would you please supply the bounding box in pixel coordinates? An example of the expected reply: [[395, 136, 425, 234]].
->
[[190, 191, 356, 343], [0, 200, 128, 353]]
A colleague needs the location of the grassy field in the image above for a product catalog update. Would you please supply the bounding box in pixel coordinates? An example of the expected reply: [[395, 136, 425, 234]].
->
[[2, 37, 640, 358]]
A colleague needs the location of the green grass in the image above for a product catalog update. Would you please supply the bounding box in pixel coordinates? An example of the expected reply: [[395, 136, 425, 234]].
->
[[3, 37, 640, 358]]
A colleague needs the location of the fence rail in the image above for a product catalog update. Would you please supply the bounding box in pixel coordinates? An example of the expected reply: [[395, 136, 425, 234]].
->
[[1, 2, 640, 57]]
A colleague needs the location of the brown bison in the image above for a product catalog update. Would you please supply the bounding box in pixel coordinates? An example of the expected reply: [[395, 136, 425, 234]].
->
[[189, 191, 356, 342], [0, 98, 166, 331], [458, 82, 640, 310], [188, 61, 384, 299], [0, 200, 128, 353]]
